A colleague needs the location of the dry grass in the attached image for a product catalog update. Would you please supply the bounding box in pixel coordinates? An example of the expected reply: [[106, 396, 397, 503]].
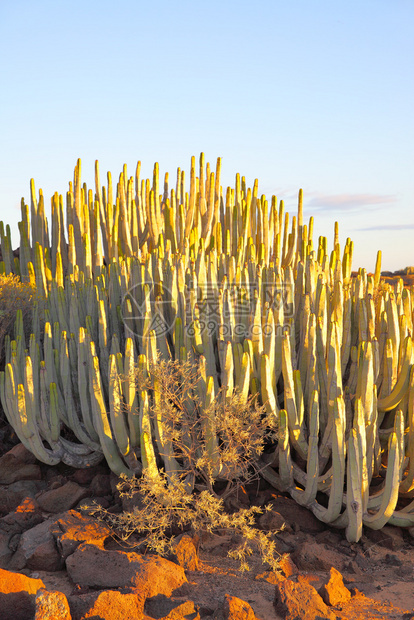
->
[[86, 356, 282, 571], [131, 356, 274, 495], [0, 274, 36, 369], [87, 471, 283, 572]]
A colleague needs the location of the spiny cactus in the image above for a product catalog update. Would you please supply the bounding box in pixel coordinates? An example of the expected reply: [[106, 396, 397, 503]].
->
[[1, 155, 414, 543]]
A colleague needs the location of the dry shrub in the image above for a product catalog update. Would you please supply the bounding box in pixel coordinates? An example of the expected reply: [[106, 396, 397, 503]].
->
[[0, 274, 35, 369], [87, 471, 283, 572], [86, 357, 282, 571], [133, 357, 273, 495]]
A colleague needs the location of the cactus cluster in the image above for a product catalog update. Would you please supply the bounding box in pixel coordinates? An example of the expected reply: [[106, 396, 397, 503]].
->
[[0, 154, 413, 542]]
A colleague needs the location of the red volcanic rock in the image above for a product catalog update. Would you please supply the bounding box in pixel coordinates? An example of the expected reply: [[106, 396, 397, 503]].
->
[[291, 539, 346, 572], [7, 443, 38, 464], [274, 576, 337, 620], [220, 594, 258, 620], [144, 590, 200, 620], [0, 496, 44, 569], [0, 528, 15, 569], [319, 567, 351, 607], [258, 507, 292, 533], [147, 599, 200, 619], [35, 587, 71, 619], [66, 543, 187, 602], [0, 567, 45, 620], [266, 497, 326, 534], [36, 481, 89, 513], [51, 509, 111, 558], [171, 533, 199, 571], [2, 496, 43, 530], [0, 452, 41, 484], [0, 480, 46, 516], [364, 524, 405, 551], [89, 472, 112, 497], [9, 517, 63, 571], [255, 570, 286, 585], [71, 464, 107, 485], [68, 589, 143, 620], [253, 555, 298, 584], [278, 554, 299, 578]]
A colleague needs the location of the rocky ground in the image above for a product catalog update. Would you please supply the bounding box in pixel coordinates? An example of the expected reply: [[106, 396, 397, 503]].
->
[[0, 423, 414, 620]]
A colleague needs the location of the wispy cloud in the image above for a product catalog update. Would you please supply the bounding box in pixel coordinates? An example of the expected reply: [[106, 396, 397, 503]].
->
[[357, 223, 414, 232], [304, 193, 397, 213]]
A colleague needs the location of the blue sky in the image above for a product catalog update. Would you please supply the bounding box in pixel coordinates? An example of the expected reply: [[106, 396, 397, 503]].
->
[[1, 0, 413, 272]]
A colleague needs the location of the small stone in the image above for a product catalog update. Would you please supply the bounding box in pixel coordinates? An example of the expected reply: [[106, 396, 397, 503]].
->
[[407, 526, 414, 542], [291, 539, 346, 572], [272, 532, 296, 555], [274, 577, 337, 620], [51, 509, 111, 559], [36, 481, 89, 513], [9, 518, 63, 572], [269, 497, 326, 534], [278, 554, 298, 578], [66, 543, 187, 595], [0, 480, 46, 515], [1, 496, 43, 531], [0, 453, 41, 485], [0, 497, 44, 569], [0, 528, 15, 569], [0, 567, 45, 620], [35, 588, 71, 619], [221, 594, 258, 620], [70, 464, 106, 485], [171, 534, 199, 571], [342, 560, 359, 574], [7, 443, 38, 464], [396, 562, 414, 578], [68, 589, 144, 620], [297, 573, 325, 591], [258, 508, 291, 532], [0, 450, 42, 484], [384, 553, 403, 567], [49, 480, 63, 490], [364, 525, 405, 551], [89, 473, 112, 497], [144, 597, 200, 620], [314, 530, 342, 546], [255, 570, 286, 585], [319, 566, 352, 607], [160, 601, 200, 619]]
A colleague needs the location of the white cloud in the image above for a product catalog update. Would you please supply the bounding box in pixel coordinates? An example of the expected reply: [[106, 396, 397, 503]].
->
[[304, 192, 397, 213], [357, 223, 414, 231]]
